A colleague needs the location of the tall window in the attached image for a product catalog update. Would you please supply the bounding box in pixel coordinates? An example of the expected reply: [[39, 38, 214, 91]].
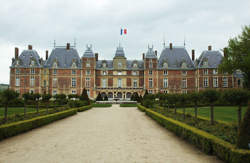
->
[[53, 78, 57, 87], [149, 78, 153, 88], [213, 69, 218, 75], [149, 60, 153, 68], [15, 77, 20, 86], [222, 77, 228, 88], [87, 89, 90, 97], [102, 79, 106, 88], [204, 69, 208, 75], [86, 61, 90, 67], [43, 80, 46, 87], [182, 78, 187, 88], [213, 77, 218, 88], [53, 69, 57, 75], [85, 78, 90, 88], [118, 71, 122, 75], [72, 78, 76, 88], [133, 79, 137, 88], [163, 70, 168, 75], [163, 78, 168, 88], [72, 70, 76, 75], [204, 77, 208, 88], [149, 70, 152, 75], [31, 68, 35, 74], [132, 71, 137, 76], [52, 90, 57, 95], [86, 70, 91, 75], [118, 78, 122, 88], [16, 69, 20, 74], [30, 76, 35, 87]]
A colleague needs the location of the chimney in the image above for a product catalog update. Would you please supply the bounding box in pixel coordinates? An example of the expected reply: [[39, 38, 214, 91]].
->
[[223, 48, 228, 58], [66, 43, 70, 50], [45, 50, 49, 60], [28, 45, 32, 50], [192, 49, 195, 61], [95, 53, 98, 61], [155, 50, 157, 56], [15, 47, 19, 59], [208, 45, 212, 51], [142, 53, 145, 60], [170, 43, 173, 50]]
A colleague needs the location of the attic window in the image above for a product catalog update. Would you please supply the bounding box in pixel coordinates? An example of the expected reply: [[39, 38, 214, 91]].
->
[[118, 62, 122, 68], [203, 58, 208, 67], [102, 62, 106, 68], [163, 62, 168, 68], [72, 62, 77, 68], [16, 60, 20, 66], [30, 60, 35, 67], [181, 62, 187, 69], [133, 63, 137, 68], [53, 62, 57, 68]]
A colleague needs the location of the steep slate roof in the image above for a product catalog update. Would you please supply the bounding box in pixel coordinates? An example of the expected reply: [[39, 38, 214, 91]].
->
[[145, 46, 157, 59], [126, 60, 144, 70], [114, 46, 126, 58], [158, 46, 195, 69], [83, 45, 95, 58], [197, 50, 223, 68], [12, 50, 41, 67], [96, 60, 113, 69], [45, 47, 81, 68]]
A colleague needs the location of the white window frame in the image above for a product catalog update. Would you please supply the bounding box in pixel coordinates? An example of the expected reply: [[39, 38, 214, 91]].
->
[[163, 70, 168, 75], [133, 79, 137, 88], [15, 77, 20, 86], [102, 79, 106, 88], [118, 71, 122, 75], [213, 77, 218, 88], [222, 77, 228, 88], [182, 78, 187, 88], [118, 78, 122, 88], [204, 77, 209, 88], [53, 78, 57, 87], [213, 69, 218, 75], [85, 78, 90, 88], [204, 69, 208, 75], [30, 76, 35, 87], [149, 78, 153, 88], [163, 78, 168, 88], [72, 78, 76, 88], [31, 68, 35, 74]]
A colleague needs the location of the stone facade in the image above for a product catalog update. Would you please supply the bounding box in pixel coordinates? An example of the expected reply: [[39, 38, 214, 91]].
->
[[9, 43, 243, 99]]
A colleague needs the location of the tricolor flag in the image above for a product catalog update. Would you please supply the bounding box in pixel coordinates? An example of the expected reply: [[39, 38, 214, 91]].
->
[[120, 28, 127, 35]]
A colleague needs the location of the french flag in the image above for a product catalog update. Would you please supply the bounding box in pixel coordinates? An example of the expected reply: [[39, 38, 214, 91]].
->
[[120, 28, 127, 35]]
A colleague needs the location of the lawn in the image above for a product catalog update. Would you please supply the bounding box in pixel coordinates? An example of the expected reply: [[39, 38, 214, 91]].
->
[[0, 107, 43, 117], [178, 106, 248, 123]]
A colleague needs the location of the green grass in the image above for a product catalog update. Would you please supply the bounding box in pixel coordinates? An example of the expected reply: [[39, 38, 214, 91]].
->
[[92, 103, 112, 107], [120, 103, 137, 107], [0, 107, 45, 116], [178, 106, 248, 123]]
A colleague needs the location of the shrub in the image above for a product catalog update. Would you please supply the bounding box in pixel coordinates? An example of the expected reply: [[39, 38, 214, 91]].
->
[[77, 105, 92, 112], [79, 88, 90, 104], [120, 103, 137, 107], [68, 100, 88, 108], [96, 92, 103, 101]]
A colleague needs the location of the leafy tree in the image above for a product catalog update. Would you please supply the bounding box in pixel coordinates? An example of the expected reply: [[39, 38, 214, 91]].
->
[[33, 93, 41, 114], [143, 89, 149, 99], [96, 92, 103, 101], [219, 25, 250, 89], [80, 88, 90, 104], [189, 92, 202, 119], [222, 89, 249, 126], [202, 89, 220, 125], [42, 94, 52, 113], [22, 92, 31, 117], [1, 89, 19, 122], [179, 94, 189, 119], [237, 102, 250, 149]]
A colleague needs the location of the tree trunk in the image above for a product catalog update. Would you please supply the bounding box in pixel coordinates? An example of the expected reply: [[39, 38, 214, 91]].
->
[[194, 105, 198, 119], [238, 105, 242, 127], [183, 107, 186, 119], [47, 102, 49, 114], [36, 101, 39, 115], [24, 103, 26, 118], [210, 104, 214, 125], [4, 105, 8, 123]]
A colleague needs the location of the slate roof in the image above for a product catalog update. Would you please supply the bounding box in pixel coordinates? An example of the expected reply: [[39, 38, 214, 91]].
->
[[114, 46, 126, 58], [145, 46, 157, 59], [11, 50, 41, 67], [44, 47, 81, 68], [197, 50, 223, 68], [96, 60, 144, 70], [158, 46, 195, 69], [96, 60, 113, 69], [83, 45, 95, 58]]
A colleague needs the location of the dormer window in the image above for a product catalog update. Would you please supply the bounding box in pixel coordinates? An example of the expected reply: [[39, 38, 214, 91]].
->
[[149, 60, 153, 68], [71, 62, 77, 68], [163, 62, 168, 68], [118, 62, 122, 68], [30, 60, 35, 67], [102, 62, 107, 68], [133, 63, 137, 68], [181, 62, 187, 69], [16, 60, 20, 66], [53, 62, 57, 68], [203, 58, 208, 67]]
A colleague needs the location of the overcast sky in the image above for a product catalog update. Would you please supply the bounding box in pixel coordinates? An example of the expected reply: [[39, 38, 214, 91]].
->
[[0, 0, 249, 84]]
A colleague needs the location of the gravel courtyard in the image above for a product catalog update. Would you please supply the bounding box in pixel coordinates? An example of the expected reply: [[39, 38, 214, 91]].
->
[[0, 105, 222, 163]]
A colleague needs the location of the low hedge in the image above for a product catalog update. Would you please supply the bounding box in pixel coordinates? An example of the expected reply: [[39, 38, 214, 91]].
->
[[0, 109, 77, 141], [137, 104, 250, 163], [77, 105, 92, 112]]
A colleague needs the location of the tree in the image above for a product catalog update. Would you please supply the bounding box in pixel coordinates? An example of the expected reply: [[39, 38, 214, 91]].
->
[[189, 92, 202, 119], [237, 103, 250, 149], [80, 88, 90, 104], [42, 94, 52, 113], [22, 92, 31, 117], [222, 89, 249, 127], [53, 94, 67, 105], [96, 92, 103, 101], [1, 89, 19, 122], [219, 25, 250, 89], [202, 89, 220, 125], [33, 93, 41, 114], [143, 90, 149, 99], [179, 94, 189, 119]]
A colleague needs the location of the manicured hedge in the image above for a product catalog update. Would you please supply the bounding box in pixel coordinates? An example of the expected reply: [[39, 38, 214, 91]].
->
[[120, 103, 137, 107], [0, 109, 77, 141], [77, 105, 92, 112], [137, 104, 250, 163]]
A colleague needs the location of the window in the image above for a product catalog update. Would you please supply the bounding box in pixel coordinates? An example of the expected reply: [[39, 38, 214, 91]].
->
[[149, 70, 152, 75], [133, 79, 137, 88], [53, 62, 57, 68], [204, 69, 208, 75], [72, 90, 76, 94], [118, 78, 122, 88], [133, 63, 137, 68], [31, 68, 35, 74], [86, 70, 91, 75], [102, 79, 106, 88], [15, 77, 20, 86], [204, 77, 208, 88], [149, 60, 153, 68], [87, 89, 90, 97], [149, 78, 153, 88], [238, 79, 241, 87], [102, 62, 106, 68], [16, 69, 20, 74], [86, 62, 90, 67], [222, 77, 228, 88], [72, 78, 76, 88], [163, 90, 168, 94], [182, 71, 187, 75], [30, 76, 35, 87], [72, 70, 76, 75], [53, 69, 57, 75], [52, 90, 57, 95], [213, 69, 218, 75], [118, 62, 122, 68], [163, 70, 168, 75], [213, 77, 218, 88], [53, 78, 57, 87], [118, 71, 122, 75], [132, 71, 137, 76], [149, 90, 153, 94], [182, 90, 187, 94], [163, 78, 168, 88], [163, 62, 168, 68], [103, 71, 107, 75], [30, 60, 35, 66], [85, 78, 90, 87], [43, 80, 46, 87], [182, 78, 187, 88]]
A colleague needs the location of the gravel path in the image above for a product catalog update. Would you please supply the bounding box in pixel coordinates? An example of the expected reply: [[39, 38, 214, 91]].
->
[[0, 104, 222, 163]]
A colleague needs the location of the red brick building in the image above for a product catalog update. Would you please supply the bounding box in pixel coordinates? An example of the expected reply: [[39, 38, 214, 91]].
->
[[9, 43, 243, 99]]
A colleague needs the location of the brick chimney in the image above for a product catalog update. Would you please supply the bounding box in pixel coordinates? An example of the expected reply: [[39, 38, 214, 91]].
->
[[66, 43, 70, 50], [155, 50, 157, 56], [223, 48, 228, 58], [46, 50, 49, 60], [142, 53, 145, 60], [208, 45, 212, 51], [192, 49, 195, 61], [15, 47, 19, 59], [170, 43, 173, 50], [28, 45, 32, 50], [95, 53, 98, 61]]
